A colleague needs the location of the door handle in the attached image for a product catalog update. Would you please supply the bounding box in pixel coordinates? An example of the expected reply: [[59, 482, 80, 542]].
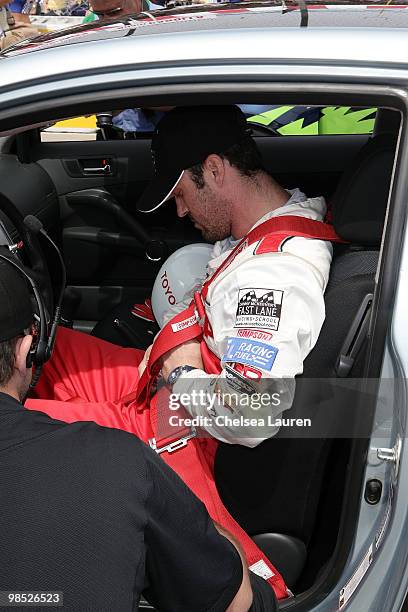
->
[[82, 163, 111, 175]]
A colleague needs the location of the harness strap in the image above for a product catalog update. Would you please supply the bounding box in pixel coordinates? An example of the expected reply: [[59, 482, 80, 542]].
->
[[149, 387, 291, 599], [136, 215, 344, 403], [136, 300, 200, 403], [200, 215, 344, 300]]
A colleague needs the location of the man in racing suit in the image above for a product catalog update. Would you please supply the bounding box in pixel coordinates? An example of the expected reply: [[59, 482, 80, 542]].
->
[[132, 104, 333, 445], [25, 105, 338, 599], [154, 186, 332, 445]]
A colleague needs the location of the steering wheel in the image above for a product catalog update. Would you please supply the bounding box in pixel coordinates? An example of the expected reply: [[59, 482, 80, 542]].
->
[[0, 193, 54, 316], [66, 188, 168, 262], [247, 122, 280, 137]]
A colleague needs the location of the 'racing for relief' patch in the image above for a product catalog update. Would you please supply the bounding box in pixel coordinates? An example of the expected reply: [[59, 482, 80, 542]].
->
[[235, 288, 283, 331], [223, 337, 278, 371]]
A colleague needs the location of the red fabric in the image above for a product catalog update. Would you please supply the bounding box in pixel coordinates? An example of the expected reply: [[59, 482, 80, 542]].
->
[[151, 389, 289, 600], [131, 298, 156, 323], [27, 327, 151, 439], [24, 217, 344, 601], [25, 327, 289, 599], [136, 301, 201, 404]]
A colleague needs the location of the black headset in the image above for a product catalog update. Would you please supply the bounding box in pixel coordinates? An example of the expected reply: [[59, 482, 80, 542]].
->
[[0, 248, 50, 369], [0, 198, 66, 378]]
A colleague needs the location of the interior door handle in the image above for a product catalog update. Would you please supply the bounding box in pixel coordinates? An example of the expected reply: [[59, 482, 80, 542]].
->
[[82, 163, 111, 175]]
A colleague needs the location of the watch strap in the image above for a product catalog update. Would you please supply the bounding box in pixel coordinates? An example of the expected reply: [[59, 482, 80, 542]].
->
[[166, 365, 198, 387]]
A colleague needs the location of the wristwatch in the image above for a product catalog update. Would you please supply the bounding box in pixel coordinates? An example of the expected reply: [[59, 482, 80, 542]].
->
[[166, 365, 198, 388]]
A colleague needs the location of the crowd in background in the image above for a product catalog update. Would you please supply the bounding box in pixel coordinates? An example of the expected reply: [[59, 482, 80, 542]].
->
[[1, 0, 213, 50]]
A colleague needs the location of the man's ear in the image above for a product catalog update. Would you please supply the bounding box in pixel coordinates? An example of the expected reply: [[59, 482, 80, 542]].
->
[[15, 335, 33, 373], [203, 154, 225, 187]]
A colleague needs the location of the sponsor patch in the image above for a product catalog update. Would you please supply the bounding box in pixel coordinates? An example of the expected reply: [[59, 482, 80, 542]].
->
[[159, 270, 177, 306], [235, 288, 284, 331], [231, 362, 263, 380], [171, 314, 197, 333], [236, 328, 272, 341], [223, 337, 278, 371], [225, 365, 257, 395]]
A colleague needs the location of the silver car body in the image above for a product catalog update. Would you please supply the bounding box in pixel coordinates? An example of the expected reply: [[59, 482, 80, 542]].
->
[[1, 6, 408, 611]]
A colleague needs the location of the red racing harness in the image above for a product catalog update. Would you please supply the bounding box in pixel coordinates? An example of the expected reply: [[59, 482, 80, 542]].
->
[[134, 215, 345, 600]]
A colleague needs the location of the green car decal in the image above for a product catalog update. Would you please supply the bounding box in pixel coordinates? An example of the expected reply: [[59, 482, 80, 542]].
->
[[247, 106, 377, 136]]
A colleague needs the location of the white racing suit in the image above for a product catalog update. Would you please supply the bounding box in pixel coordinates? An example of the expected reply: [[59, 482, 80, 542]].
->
[[163, 189, 333, 446]]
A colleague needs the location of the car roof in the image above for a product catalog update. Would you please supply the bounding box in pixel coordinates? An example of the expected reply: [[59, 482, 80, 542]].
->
[[2, 1, 408, 58], [1, 2, 408, 95]]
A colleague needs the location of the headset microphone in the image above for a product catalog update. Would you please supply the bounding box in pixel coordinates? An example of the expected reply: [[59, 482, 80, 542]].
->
[[23, 215, 67, 361]]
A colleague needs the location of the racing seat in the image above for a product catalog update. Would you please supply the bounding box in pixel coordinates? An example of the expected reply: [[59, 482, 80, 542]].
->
[[214, 132, 397, 590]]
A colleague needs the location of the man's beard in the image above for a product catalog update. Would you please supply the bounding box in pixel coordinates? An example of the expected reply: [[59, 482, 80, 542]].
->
[[201, 225, 229, 242], [17, 372, 31, 402], [197, 189, 231, 242]]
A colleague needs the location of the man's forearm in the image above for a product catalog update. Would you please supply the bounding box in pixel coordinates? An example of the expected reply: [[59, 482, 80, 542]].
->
[[171, 371, 295, 446]]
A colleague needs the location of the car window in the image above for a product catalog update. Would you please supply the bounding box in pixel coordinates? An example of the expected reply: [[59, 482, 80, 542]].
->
[[244, 105, 377, 136], [41, 115, 98, 142], [40, 105, 377, 142]]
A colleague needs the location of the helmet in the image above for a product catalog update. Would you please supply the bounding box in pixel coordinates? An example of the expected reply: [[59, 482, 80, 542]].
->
[[151, 243, 213, 327]]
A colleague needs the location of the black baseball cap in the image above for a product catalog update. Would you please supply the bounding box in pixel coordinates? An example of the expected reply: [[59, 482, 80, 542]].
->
[[0, 259, 33, 342], [137, 105, 250, 213]]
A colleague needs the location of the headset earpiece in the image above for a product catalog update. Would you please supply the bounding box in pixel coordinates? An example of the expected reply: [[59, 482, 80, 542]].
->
[[0, 251, 49, 369]]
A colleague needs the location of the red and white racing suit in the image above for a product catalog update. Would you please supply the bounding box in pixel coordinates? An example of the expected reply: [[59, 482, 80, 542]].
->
[[25, 190, 338, 600], [157, 190, 333, 445]]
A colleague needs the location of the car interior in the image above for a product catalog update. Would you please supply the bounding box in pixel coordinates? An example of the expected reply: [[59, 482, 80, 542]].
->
[[0, 101, 402, 607]]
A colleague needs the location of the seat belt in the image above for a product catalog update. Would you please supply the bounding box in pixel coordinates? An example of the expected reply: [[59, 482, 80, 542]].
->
[[335, 293, 373, 378]]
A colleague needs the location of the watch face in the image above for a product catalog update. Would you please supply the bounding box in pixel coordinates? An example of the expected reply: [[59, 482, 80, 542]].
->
[[168, 366, 182, 386]]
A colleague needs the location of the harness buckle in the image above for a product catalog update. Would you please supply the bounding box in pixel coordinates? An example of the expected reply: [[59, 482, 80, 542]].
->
[[194, 307, 204, 328], [194, 291, 206, 327], [148, 426, 197, 455]]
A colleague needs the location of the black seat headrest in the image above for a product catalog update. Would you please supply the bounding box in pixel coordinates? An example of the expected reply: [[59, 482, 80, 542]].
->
[[332, 133, 397, 246]]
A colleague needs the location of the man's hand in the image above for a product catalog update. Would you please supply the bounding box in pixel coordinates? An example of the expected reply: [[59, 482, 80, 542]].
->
[[213, 522, 253, 611], [161, 340, 203, 382], [138, 344, 152, 378]]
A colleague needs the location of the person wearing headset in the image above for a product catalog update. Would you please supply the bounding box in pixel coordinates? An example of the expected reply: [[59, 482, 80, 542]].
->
[[0, 257, 280, 611]]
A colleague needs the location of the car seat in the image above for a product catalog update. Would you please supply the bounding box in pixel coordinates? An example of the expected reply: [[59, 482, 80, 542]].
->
[[214, 133, 397, 590]]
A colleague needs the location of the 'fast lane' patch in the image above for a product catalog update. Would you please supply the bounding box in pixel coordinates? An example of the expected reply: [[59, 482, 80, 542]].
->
[[223, 337, 278, 371], [235, 288, 283, 331]]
